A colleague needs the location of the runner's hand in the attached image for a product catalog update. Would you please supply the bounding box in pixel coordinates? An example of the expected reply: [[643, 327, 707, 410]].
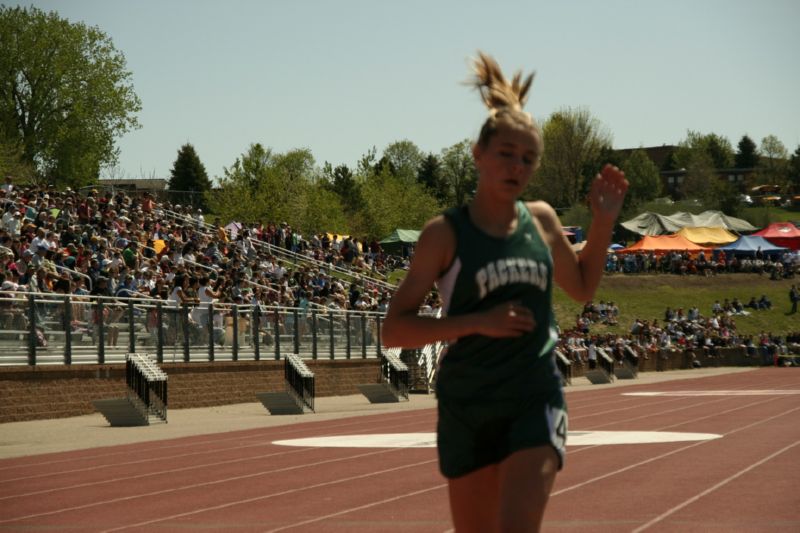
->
[[475, 301, 536, 338], [589, 164, 628, 223]]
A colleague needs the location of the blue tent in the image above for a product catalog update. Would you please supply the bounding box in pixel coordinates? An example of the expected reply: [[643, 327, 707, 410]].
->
[[717, 235, 788, 257]]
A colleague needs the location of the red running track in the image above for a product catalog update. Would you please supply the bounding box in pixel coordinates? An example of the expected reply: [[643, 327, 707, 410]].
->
[[0, 368, 798, 532]]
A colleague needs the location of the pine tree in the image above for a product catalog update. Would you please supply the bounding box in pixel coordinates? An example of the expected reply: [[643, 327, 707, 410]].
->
[[168, 143, 212, 209], [735, 135, 759, 168]]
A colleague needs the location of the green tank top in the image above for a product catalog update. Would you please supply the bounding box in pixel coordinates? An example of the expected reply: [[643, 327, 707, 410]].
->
[[436, 201, 561, 401]]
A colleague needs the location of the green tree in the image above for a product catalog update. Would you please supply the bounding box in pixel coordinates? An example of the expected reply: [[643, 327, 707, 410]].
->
[[735, 135, 759, 168], [211, 144, 323, 231], [294, 181, 348, 235], [439, 139, 477, 206], [759, 135, 788, 186], [530, 107, 612, 207], [621, 149, 661, 212], [355, 146, 378, 178], [321, 162, 362, 215], [0, 132, 35, 184], [224, 143, 273, 191], [680, 151, 716, 203], [382, 140, 424, 185], [417, 152, 448, 204], [168, 144, 212, 209], [714, 179, 743, 216], [358, 165, 441, 239], [788, 145, 800, 193], [0, 5, 141, 187], [674, 131, 734, 170]]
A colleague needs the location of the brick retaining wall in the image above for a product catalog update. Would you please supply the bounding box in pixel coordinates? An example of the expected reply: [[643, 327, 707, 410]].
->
[[0, 360, 381, 423], [0, 347, 766, 424], [563, 346, 758, 380]]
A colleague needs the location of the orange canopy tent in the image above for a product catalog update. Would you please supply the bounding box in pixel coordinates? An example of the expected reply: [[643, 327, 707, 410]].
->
[[617, 234, 712, 255]]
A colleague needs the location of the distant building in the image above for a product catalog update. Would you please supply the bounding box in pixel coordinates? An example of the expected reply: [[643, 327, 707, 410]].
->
[[97, 178, 167, 193], [615, 145, 678, 171], [614, 145, 758, 198]]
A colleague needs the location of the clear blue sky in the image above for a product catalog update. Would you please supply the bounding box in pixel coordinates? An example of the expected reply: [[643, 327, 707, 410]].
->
[[20, 0, 800, 182]]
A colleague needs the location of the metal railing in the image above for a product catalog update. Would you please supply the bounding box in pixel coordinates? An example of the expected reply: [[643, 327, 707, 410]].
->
[[0, 290, 388, 367], [160, 208, 397, 292]]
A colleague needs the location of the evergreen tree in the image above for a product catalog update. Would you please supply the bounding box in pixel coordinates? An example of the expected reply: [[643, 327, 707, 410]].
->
[[168, 143, 212, 209], [416, 153, 448, 204], [324, 163, 362, 216], [735, 135, 759, 168]]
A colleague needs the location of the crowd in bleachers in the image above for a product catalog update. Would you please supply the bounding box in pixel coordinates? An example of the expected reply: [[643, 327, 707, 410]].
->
[[606, 249, 799, 278], [0, 183, 401, 315], [0, 181, 798, 364]]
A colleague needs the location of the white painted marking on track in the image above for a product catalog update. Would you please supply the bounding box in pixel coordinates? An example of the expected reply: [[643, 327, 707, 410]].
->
[[272, 431, 721, 448], [624, 390, 800, 397]]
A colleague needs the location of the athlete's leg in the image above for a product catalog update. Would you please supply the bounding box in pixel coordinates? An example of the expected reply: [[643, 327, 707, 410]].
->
[[496, 445, 559, 532], [447, 462, 499, 533]]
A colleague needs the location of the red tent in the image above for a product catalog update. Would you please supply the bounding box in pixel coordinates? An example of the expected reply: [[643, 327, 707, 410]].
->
[[617, 234, 711, 255], [753, 222, 800, 250]]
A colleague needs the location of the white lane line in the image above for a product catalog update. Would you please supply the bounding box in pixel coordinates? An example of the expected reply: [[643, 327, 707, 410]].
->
[[264, 482, 448, 532], [0, 447, 401, 525], [272, 431, 720, 448], [100, 458, 438, 533], [625, 390, 800, 396], [0, 447, 315, 501], [551, 405, 800, 496], [0, 407, 436, 472], [571, 374, 793, 422], [631, 439, 800, 532], [0, 411, 433, 484], [576, 375, 797, 431]]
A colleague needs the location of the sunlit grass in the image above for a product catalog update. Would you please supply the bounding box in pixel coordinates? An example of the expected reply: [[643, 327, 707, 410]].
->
[[553, 273, 799, 337]]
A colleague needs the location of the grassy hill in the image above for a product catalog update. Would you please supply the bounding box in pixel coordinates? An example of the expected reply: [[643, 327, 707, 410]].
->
[[553, 273, 799, 337]]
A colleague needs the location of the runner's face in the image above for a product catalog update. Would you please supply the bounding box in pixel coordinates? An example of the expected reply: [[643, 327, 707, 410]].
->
[[473, 126, 539, 199]]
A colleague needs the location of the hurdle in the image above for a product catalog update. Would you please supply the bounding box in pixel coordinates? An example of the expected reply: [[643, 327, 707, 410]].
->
[[93, 353, 168, 426], [357, 349, 410, 403], [555, 348, 572, 385], [256, 354, 316, 415], [614, 345, 640, 379], [585, 347, 615, 385]]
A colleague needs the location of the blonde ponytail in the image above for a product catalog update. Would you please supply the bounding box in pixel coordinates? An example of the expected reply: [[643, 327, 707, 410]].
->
[[472, 51, 534, 116], [470, 51, 542, 163]]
